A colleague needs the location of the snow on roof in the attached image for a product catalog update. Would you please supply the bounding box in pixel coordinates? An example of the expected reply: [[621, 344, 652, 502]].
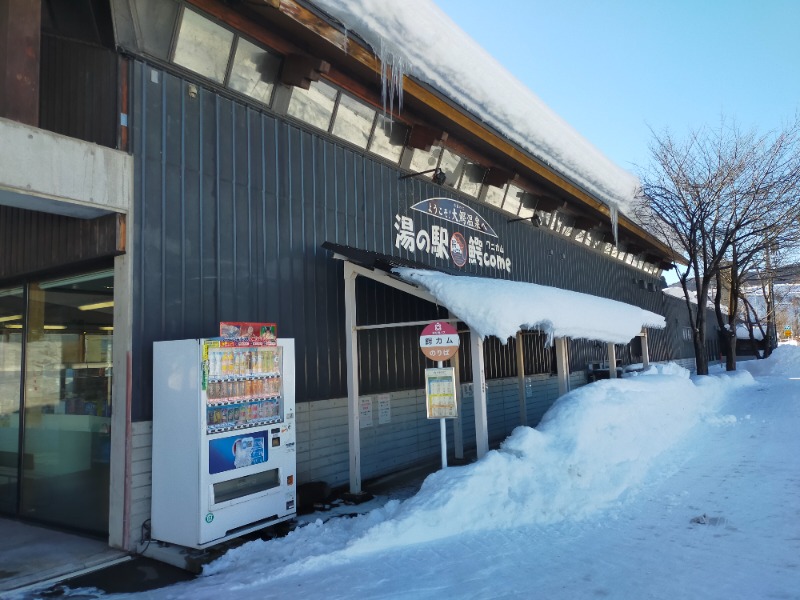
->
[[737, 324, 764, 340], [394, 268, 665, 344], [311, 0, 640, 218]]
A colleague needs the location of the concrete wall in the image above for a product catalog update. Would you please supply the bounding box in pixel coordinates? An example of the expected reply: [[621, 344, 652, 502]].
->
[[0, 117, 132, 218]]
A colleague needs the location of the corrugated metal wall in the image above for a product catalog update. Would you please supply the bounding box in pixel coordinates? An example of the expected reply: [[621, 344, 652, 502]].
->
[[130, 61, 689, 421]]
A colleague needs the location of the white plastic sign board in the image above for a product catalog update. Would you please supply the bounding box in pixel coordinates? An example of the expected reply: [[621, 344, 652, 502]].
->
[[424, 367, 458, 419]]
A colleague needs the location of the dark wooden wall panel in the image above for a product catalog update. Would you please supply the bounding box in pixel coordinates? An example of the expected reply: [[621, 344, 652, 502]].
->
[[39, 34, 118, 149], [0, 206, 122, 284]]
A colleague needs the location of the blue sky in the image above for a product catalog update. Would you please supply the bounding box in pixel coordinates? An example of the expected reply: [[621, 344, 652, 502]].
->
[[433, 0, 800, 176]]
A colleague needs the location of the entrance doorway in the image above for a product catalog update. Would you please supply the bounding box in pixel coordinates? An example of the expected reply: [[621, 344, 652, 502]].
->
[[0, 270, 114, 536]]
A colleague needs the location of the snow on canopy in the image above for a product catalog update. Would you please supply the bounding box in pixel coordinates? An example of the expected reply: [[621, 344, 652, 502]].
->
[[394, 268, 665, 344], [311, 0, 640, 218]]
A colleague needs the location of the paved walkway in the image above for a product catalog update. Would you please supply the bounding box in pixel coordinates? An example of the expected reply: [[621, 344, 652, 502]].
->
[[0, 519, 127, 595]]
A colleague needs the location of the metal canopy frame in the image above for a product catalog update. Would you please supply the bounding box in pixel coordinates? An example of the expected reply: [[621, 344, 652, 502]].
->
[[335, 255, 493, 495], [328, 244, 650, 494]]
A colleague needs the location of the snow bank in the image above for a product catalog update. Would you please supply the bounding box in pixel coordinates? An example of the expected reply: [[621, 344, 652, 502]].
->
[[741, 343, 800, 377], [311, 0, 640, 217], [204, 364, 754, 583], [394, 267, 665, 343]]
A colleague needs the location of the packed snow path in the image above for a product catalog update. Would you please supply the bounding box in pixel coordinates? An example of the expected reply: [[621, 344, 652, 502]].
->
[[86, 350, 800, 599]]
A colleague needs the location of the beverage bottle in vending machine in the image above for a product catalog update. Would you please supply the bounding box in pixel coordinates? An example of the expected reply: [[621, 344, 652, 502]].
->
[[208, 350, 218, 379]]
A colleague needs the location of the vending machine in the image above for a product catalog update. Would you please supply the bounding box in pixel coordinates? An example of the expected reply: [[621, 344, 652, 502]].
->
[[151, 332, 296, 549]]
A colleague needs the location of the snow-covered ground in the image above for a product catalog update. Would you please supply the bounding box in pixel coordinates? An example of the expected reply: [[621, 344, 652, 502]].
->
[[68, 347, 800, 599]]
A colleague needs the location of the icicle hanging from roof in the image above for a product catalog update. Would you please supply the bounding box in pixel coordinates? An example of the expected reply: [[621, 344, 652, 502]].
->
[[378, 38, 408, 118], [610, 203, 619, 246]]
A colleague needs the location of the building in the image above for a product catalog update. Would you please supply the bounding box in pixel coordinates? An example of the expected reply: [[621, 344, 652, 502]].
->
[[0, 0, 712, 556]]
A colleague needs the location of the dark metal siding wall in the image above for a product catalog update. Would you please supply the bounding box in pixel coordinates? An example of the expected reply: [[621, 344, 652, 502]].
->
[[130, 62, 686, 420], [39, 34, 118, 149]]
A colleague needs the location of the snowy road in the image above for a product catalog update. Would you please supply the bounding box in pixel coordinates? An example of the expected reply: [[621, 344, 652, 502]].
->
[[74, 351, 800, 600]]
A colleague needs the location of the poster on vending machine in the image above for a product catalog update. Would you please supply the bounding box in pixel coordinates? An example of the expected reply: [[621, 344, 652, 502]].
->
[[208, 431, 268, 474], [219, 322, 277, 344]]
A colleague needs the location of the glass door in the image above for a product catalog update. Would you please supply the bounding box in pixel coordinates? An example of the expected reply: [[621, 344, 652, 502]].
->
[[12, 270, 114, 535], [0, 287, 24, 515]]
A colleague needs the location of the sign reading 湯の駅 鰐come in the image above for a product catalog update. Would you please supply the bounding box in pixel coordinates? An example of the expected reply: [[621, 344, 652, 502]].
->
[[419, 321, 460, 361], [393, 197, 511, 274]]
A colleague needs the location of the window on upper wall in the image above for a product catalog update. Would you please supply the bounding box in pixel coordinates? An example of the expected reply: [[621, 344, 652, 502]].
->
[[369, 115, 407, 163], [502, 184, 524, 216], [228, 37, 282, 105], [458, 161, 486, 197], [409, 145, 443, 176], [286, 79, 338, 131], [483, 183, 506, 208], [173, 8, 234, 84], [331, 93, 376, 149], [516, 191, 536, 219], [124, 0, 179, 59], [438, 148, 464, 187]]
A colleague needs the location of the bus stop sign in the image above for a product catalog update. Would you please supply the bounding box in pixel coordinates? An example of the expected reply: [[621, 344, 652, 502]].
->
[[419, 321, 460, 361]]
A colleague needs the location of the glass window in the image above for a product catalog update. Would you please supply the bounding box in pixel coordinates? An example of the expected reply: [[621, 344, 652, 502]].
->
[[409, 145, 443, 176], [173, 9, 234, 84], [438, 149, 463, 187], [227, 38, 281, 105], [503, 184, 524, 215], [459, 162, 485, 197], [516, 192, 536, 218], [0, 287, 24, 516], [368, 115, 407, 163], [518, 205, 535, 219], [19, 271, 114, 535], [286, 80, 338, 131], [483, 184, 506, 208], [331, 94, 376, 149], [126, 0, 179, 60]]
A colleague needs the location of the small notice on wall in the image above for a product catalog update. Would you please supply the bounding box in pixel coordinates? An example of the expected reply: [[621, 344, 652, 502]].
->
[[378, 394, 391, 425], [359, 396, 373, 428]]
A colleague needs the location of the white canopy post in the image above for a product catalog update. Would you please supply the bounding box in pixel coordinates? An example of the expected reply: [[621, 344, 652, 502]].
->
[[641, 328, 650, 369], [555, 337, 570, 396], [451, 314, 464, 460], [470, 329, 489, 459], [516, 331, 527, 426], [607, 342, 617, 379], [343, 262, 362, 494]]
